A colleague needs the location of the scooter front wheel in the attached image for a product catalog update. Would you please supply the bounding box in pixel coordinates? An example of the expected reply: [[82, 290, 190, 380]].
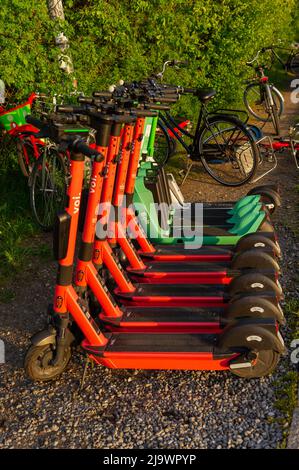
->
[[24, 344, 71, 381], [231, 349, 280, 378]]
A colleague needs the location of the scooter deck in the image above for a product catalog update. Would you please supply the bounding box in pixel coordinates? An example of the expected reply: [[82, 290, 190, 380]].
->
[[105, 332, 217, 352], [170, 224, 236, 237], [141, 245, 234, 259], [141, 232, 277, 259], [101, 293, 283, 327], [117, 283, 229, 298], [103, 306, 220, 324], [129, 261, 228, 274], [172, 207, 254, 225]]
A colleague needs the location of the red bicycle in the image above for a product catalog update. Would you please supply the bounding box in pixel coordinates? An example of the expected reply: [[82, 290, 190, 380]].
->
[[0, 93, 45, 176], [0, 93, 69, 230]]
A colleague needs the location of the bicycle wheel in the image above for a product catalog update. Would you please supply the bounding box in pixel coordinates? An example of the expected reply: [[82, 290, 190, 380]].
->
[[289, 52, 299, 75], [30, 148, 67, 231], [17, 139, 40, 177], [198, 116, 259, 186], [153, 120, 173, 166], [244, 82, 283, 122]]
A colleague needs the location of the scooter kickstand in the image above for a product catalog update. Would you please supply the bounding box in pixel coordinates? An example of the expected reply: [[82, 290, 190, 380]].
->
[[79, 355, 94, 392]]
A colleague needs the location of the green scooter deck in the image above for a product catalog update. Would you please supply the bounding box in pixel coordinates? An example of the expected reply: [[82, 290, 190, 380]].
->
[[134, 175, 266, 245]]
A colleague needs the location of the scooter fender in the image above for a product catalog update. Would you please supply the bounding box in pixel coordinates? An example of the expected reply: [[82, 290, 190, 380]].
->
[[217, 318, 286, 355], [225, 295, 285, 325], [31, 328, 56, 347]]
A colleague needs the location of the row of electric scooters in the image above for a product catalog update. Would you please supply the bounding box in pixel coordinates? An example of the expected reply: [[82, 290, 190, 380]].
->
[[24, 80, 286, 381]]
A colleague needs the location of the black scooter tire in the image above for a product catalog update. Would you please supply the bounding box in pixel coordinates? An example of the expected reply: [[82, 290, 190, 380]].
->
[[24, 344, 71, 382], [231, 349, 280, 378]]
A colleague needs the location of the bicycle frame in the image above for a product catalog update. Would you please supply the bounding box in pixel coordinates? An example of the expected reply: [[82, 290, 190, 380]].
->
[[158, 104, 208, 156], [269, 46, 298, 70]]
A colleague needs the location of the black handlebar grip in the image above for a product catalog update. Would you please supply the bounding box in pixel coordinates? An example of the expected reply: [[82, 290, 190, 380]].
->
[[53, 114, 78, 124], [145, 104, 170, 111], [133, 109, 158, 118], [93, 91, 113, 98], [159, 87, 179, 94], [153, 97, 177, 103], [181, 87, 197, 94], [56, 105, 86, 114], [78, 97, 93, 104], [157, 93, 178, 100], [170, 59, 189, 66], [72, 139, 104, 160]]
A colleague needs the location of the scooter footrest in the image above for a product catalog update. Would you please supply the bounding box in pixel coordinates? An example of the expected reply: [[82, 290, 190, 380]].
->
[[113, 306, 220, 324]]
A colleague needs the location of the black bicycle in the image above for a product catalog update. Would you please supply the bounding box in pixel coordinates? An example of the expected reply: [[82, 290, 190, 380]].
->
[[150, 61, 259, 187], [261, 42, 299, 75]]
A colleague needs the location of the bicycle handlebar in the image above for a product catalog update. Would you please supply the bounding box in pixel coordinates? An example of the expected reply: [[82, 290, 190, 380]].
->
[[169, 59, 189, 67]]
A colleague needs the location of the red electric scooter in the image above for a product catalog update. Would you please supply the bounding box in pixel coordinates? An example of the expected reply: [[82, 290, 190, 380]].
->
[[45, 108, 284, 331], [24, 114, 285, 381], [54, 102, 283, 312]]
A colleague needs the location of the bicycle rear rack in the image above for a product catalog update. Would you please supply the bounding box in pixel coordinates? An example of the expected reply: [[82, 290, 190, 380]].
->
[[251, 135, 277, 183]]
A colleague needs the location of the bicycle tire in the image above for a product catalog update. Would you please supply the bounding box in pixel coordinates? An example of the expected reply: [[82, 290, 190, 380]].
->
[[198, 115, 259, 187], [289, 52, 299, 75], [243, 82, 283, 122], [17, 139, 39, 177], [30, 148, 67, 231], [153, 119, 173, 167]]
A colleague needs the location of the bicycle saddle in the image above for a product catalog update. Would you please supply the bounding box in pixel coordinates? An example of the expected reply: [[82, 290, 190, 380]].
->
[[196, 88, 216, 102]]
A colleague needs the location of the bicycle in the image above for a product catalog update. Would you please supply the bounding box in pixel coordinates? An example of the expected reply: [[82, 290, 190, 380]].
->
[[243, 50, 284, 135], [260, 42, 299, 76], [147, 61, 260, 187], [0, 93, 45, 176]]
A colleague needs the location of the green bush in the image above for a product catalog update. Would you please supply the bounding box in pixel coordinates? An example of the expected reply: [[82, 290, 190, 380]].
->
[[0, 0, 298, 113], [0, 0, 298, 278]]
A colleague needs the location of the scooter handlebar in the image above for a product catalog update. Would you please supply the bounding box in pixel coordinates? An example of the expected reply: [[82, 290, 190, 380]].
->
[[152, 97, 177, 103], [93, 91, 113, 98], [144, 104, 170, 111], [70, 138, 104, 160], [56, 105, 86, 114]]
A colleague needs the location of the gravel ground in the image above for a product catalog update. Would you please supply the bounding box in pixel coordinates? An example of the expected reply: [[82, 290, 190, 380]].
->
[[0, 84, 298, 449], [0, 217, 298, 449]]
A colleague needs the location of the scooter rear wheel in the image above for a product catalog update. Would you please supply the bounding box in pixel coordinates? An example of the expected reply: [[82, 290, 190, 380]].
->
[[231, 349, 280, 378], [235, 235, 281, 258], [228, 273, 282, 299], [246, 187, 281, 214], [24, 344, 71, 381]]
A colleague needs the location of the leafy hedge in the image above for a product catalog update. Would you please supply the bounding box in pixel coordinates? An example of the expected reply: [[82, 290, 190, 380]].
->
[[0, 0, 298, 116]]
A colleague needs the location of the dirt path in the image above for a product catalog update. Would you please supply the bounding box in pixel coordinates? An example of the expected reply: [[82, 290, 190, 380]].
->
[[0, 80, 298, 449]]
